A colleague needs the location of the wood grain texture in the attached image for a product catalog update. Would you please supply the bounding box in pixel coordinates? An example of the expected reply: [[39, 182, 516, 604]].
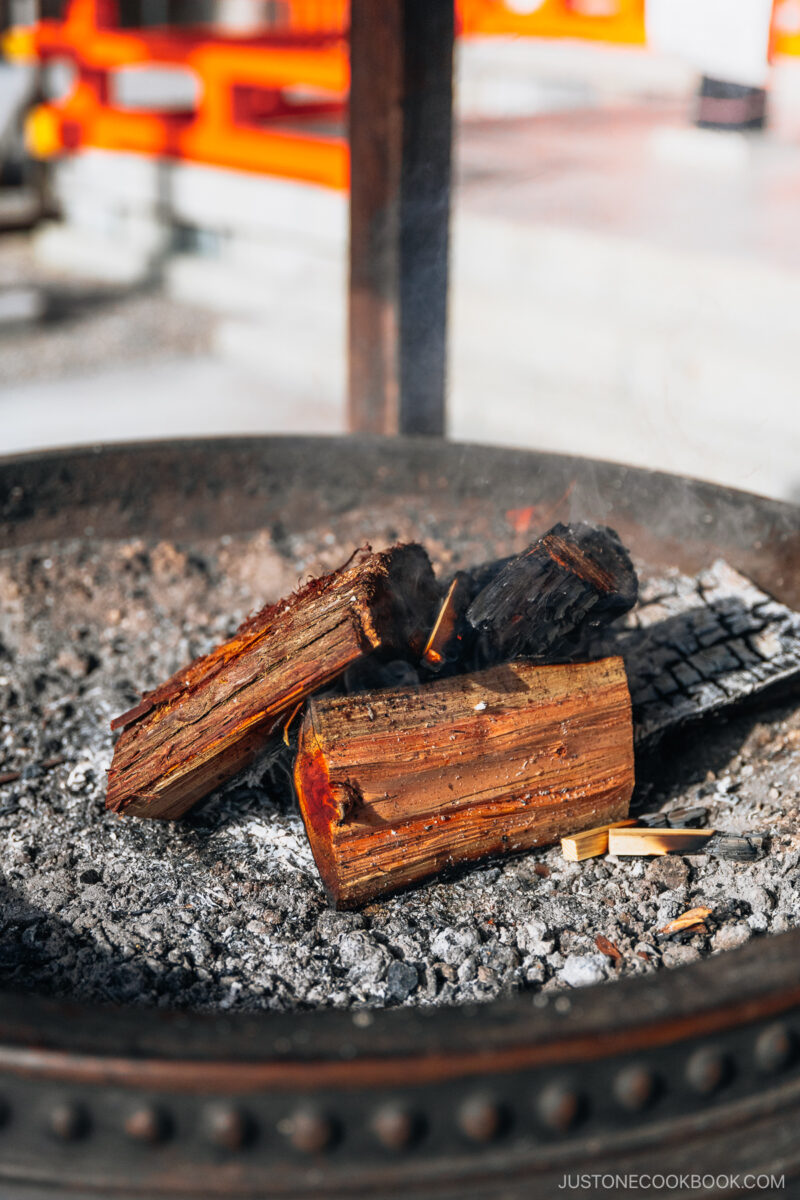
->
[[465, 523, 638, 664], [106, 544, 437, 820], [295, 657, 634, 908]]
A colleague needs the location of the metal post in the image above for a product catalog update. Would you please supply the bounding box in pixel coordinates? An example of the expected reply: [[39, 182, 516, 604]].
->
[[348, 0, 453, 436]]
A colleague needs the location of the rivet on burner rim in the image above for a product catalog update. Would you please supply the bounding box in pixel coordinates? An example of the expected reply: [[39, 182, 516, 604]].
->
[[457, 1095, 505, 1143], [372, 1104, 419, 1150], [755, 1023, 795, 1073], [48, 1101, 89, 1141], [203, 1104, 252, 1150], [283, 1108, 335, 1153], [124, 1104, 170, 1144], [537, 1083, 582, 1132], [686, 1047, 731, 1094], [613, 1065, 658, 1112]]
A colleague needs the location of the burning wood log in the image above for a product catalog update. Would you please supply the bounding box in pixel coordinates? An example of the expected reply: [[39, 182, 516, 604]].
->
[[106, 544, 438, 820], [422, 522, 638, 672], [294, 657, 634, 908]]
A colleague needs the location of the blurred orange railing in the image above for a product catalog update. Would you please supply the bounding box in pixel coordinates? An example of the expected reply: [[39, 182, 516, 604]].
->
[[6, 0, 800, 191], [773, 0, 800, 58], [459, 0, 645, 45], [10, 0, 349, 187], [461, 0, 800, 60]]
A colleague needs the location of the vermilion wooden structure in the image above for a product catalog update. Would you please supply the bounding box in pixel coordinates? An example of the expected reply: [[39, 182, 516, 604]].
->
[[19, 0, 349, 188], [9, 0, 792, 214], [459, 0, 645, 45], [11, 0, 800, 185]]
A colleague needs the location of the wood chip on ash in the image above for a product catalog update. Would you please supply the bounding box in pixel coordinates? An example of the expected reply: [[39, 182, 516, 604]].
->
[[658, 906, 713, 939], [561, 818, 637, 862], [294, 656, 634, 908], [595, 933, 623, 960], [106, 544, 437, 820]]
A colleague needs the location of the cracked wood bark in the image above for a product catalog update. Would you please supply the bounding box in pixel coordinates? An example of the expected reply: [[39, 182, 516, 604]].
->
[[106, 544, 437, 820], [295, 656, 634, 908]]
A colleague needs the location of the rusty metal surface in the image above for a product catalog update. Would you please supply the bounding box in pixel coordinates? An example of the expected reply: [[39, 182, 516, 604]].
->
[[1, 435, 800, 1198], [348, 4, 453, 435]]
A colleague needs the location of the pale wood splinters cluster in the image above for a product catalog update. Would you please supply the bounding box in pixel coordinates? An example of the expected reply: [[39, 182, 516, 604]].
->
[[562, 823, 764, 862], [560, 818, 636, 862]]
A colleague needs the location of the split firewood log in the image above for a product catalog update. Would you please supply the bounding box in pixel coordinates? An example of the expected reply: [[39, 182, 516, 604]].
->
[[106, 544, 437, 820], [294, 656, 634, 908]]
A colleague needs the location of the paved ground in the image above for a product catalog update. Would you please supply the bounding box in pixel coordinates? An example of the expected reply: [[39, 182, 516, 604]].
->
[[2, 42, 800, 502]]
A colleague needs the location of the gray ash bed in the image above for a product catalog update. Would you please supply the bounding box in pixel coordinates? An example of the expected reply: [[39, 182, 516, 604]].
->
[[2, 438, 800, 1015]]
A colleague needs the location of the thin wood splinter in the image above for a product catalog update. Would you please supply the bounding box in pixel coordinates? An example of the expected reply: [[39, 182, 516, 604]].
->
[[608, 828, 715, 856]]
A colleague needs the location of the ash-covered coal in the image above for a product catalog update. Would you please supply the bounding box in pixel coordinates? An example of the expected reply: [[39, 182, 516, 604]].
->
[[1, 527, 799, 1014]]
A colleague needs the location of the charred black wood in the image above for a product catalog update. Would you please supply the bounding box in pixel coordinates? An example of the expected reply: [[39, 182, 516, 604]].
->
[[668, 806, 711, 828], [705, 832, 766, 862], [466, 523, 638, 662], [634, 812, 669, 828], [421, 523, 638, 673], [637, 806, 709, 829], [592, 560, 800, 749]]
